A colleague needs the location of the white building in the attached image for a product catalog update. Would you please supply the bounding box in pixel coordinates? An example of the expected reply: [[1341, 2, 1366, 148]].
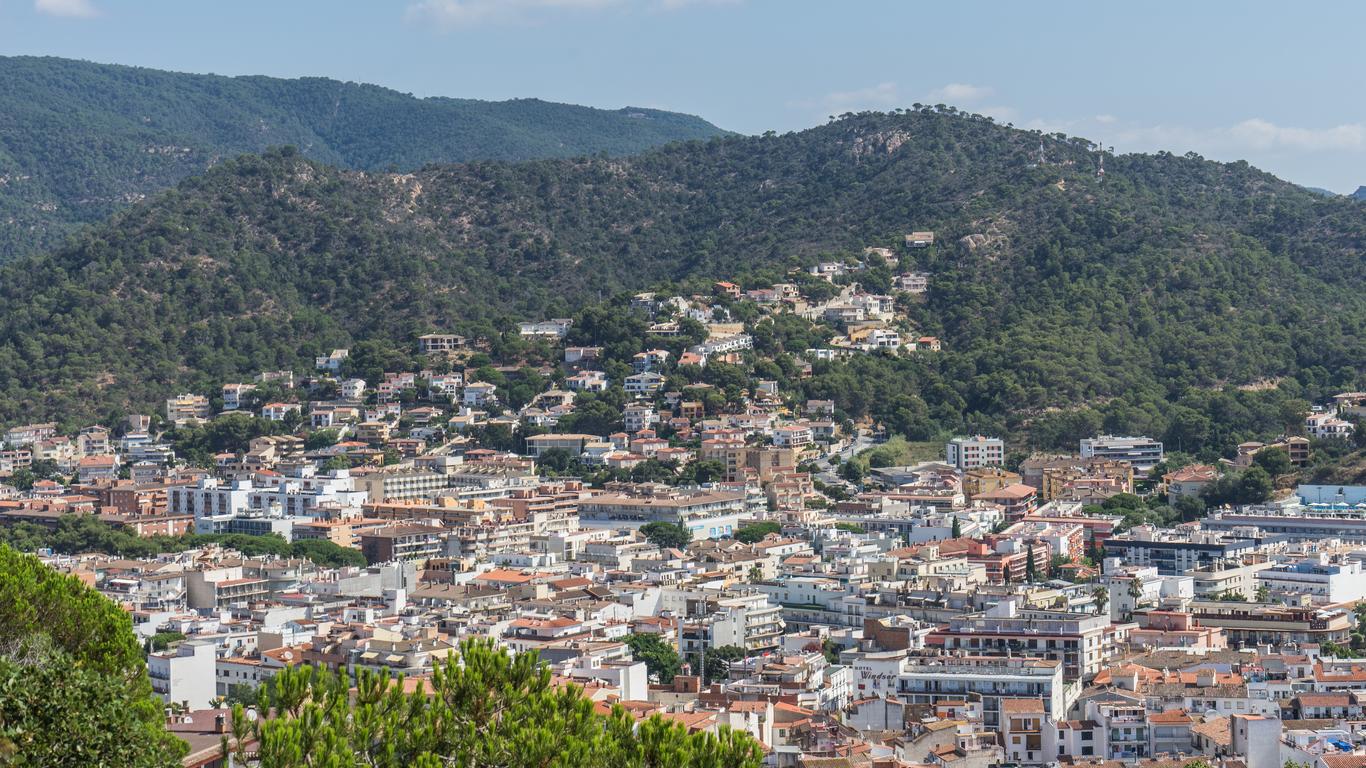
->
[[339, 378, 368, 401], [221, 383, 256, 411], [1257, 556, 1366, 605], [463, 382, 498, 407], [945, 435, 1005, 470], [172, 468, 366, 533], [169, 477, 254, 520], [846, 650, 1069, 729], [623, 405, 660, 433], [566, 371, 609, 392], [624, 372, 665, 398], [147, 640, 217, 709], [518, 319, 573, 339], [316, 349, 349, 372], [1306, 411, 1355, 440], [708, 593, 786, 654], [1080, 435, 1164, 474], [772, 425, 813, 449]]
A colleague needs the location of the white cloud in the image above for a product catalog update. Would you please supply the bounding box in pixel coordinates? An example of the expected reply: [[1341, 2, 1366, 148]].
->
[[1094, 114, 1118, 125], [823, 81, 900, 110], [406, 0, 733, 27], [789, 82, 901, 117], [926, 83, 992, 104], [1097, 118, 1366, 158], [1229, 118, 1366, 152], [34, 0, 98, 18], [406, 0, 621, 27], [658, 0, 741, 8], [976, 105, 1018, 123]]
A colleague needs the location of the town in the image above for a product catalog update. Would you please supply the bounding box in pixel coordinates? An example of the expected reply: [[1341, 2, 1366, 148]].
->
[[4, 237, 1366, 768]]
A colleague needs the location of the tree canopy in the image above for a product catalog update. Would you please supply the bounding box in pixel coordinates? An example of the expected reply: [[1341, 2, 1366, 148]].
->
[[0, 545, 186, 766], [222, 639, 763, 768], [0, 55, 726, 261]]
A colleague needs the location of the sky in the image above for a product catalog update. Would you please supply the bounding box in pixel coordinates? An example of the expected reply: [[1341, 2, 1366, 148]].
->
[[2, 0, 1364, 192]]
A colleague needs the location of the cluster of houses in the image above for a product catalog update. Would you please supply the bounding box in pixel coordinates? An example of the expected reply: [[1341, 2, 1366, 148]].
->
[[12, 240, 1366, 766]]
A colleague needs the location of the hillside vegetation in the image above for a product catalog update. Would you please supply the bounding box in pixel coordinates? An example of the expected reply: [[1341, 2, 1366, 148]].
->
[[0, 108, 1362, 444], [0, 55, 728, 259]]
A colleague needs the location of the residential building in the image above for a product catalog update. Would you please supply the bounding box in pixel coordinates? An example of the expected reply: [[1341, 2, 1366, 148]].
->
[[221, 383, 256, 411], [1306, 412, 1355, 440], [418, 333, 465, 355], [848, 650, 1068, 729], [930, 598, 1121, 680], [1107, 526, 1283, 575], [166, 394, 211, 425], [147, 640, 217, 709], [945, 435, 1005, 470], [578, 485, 747, 539], [1256, 556, 1366, 605], [1080, 435, 1164, 475], [624, 372, 665, 397], [360, 524, 446, 563], [1165, 464, 1218, 504]]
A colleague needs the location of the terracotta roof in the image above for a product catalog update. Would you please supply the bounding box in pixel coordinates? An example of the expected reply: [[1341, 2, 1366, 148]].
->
[[1001, 698, 1046, 713], [1190, 715, 1231, 746], [1296, 693, 1353, 707], [473, 569, 538, 584]]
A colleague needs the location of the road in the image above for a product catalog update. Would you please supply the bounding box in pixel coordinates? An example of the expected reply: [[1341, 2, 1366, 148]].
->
[[811, 429, 877, 492]]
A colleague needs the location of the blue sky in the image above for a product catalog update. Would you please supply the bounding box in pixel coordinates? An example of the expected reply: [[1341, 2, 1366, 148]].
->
[[3, 0, 1364, 191]]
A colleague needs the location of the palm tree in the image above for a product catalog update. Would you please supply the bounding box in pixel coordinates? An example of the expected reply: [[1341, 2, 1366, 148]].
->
[[1092, 585, 1109, 615]]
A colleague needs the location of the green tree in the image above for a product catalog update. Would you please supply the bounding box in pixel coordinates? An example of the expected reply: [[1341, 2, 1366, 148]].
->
[[0, 545, 185, 765], [1238, 466, 1274, 504], [1253, 446, 1293, 477], [640, 522, 692, 550], [224, 639, 763, 768], [537, 447, 578, 474], [322, 454, 353, 472], [733, 521, 781, 544], [290, 539, 367, 568], [679, 459, 726, 485], [703, 645, 747, 684], [1092, 585, 1109, 615], [1174, 495, 1206, 522], [149, 630, 186, 651], [624, 633, 683, 684], [305, 428, 341, 450]]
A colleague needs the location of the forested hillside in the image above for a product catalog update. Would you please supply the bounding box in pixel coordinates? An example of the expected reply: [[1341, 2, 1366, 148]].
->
[[0, 56, 727, 259], [0, 107, 1362, 442]]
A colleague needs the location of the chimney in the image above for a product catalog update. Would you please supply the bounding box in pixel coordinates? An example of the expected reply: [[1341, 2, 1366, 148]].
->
[[214, 713, 228, 734]]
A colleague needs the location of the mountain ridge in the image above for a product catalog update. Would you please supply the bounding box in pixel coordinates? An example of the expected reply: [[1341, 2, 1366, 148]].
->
[[0, 55, 729, 260], [0, 108, 1361, 434]]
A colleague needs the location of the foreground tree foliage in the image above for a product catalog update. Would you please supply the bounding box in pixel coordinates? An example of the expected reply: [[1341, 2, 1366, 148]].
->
[[223, 640, 763, 768], [0, 545, 186, 766]]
